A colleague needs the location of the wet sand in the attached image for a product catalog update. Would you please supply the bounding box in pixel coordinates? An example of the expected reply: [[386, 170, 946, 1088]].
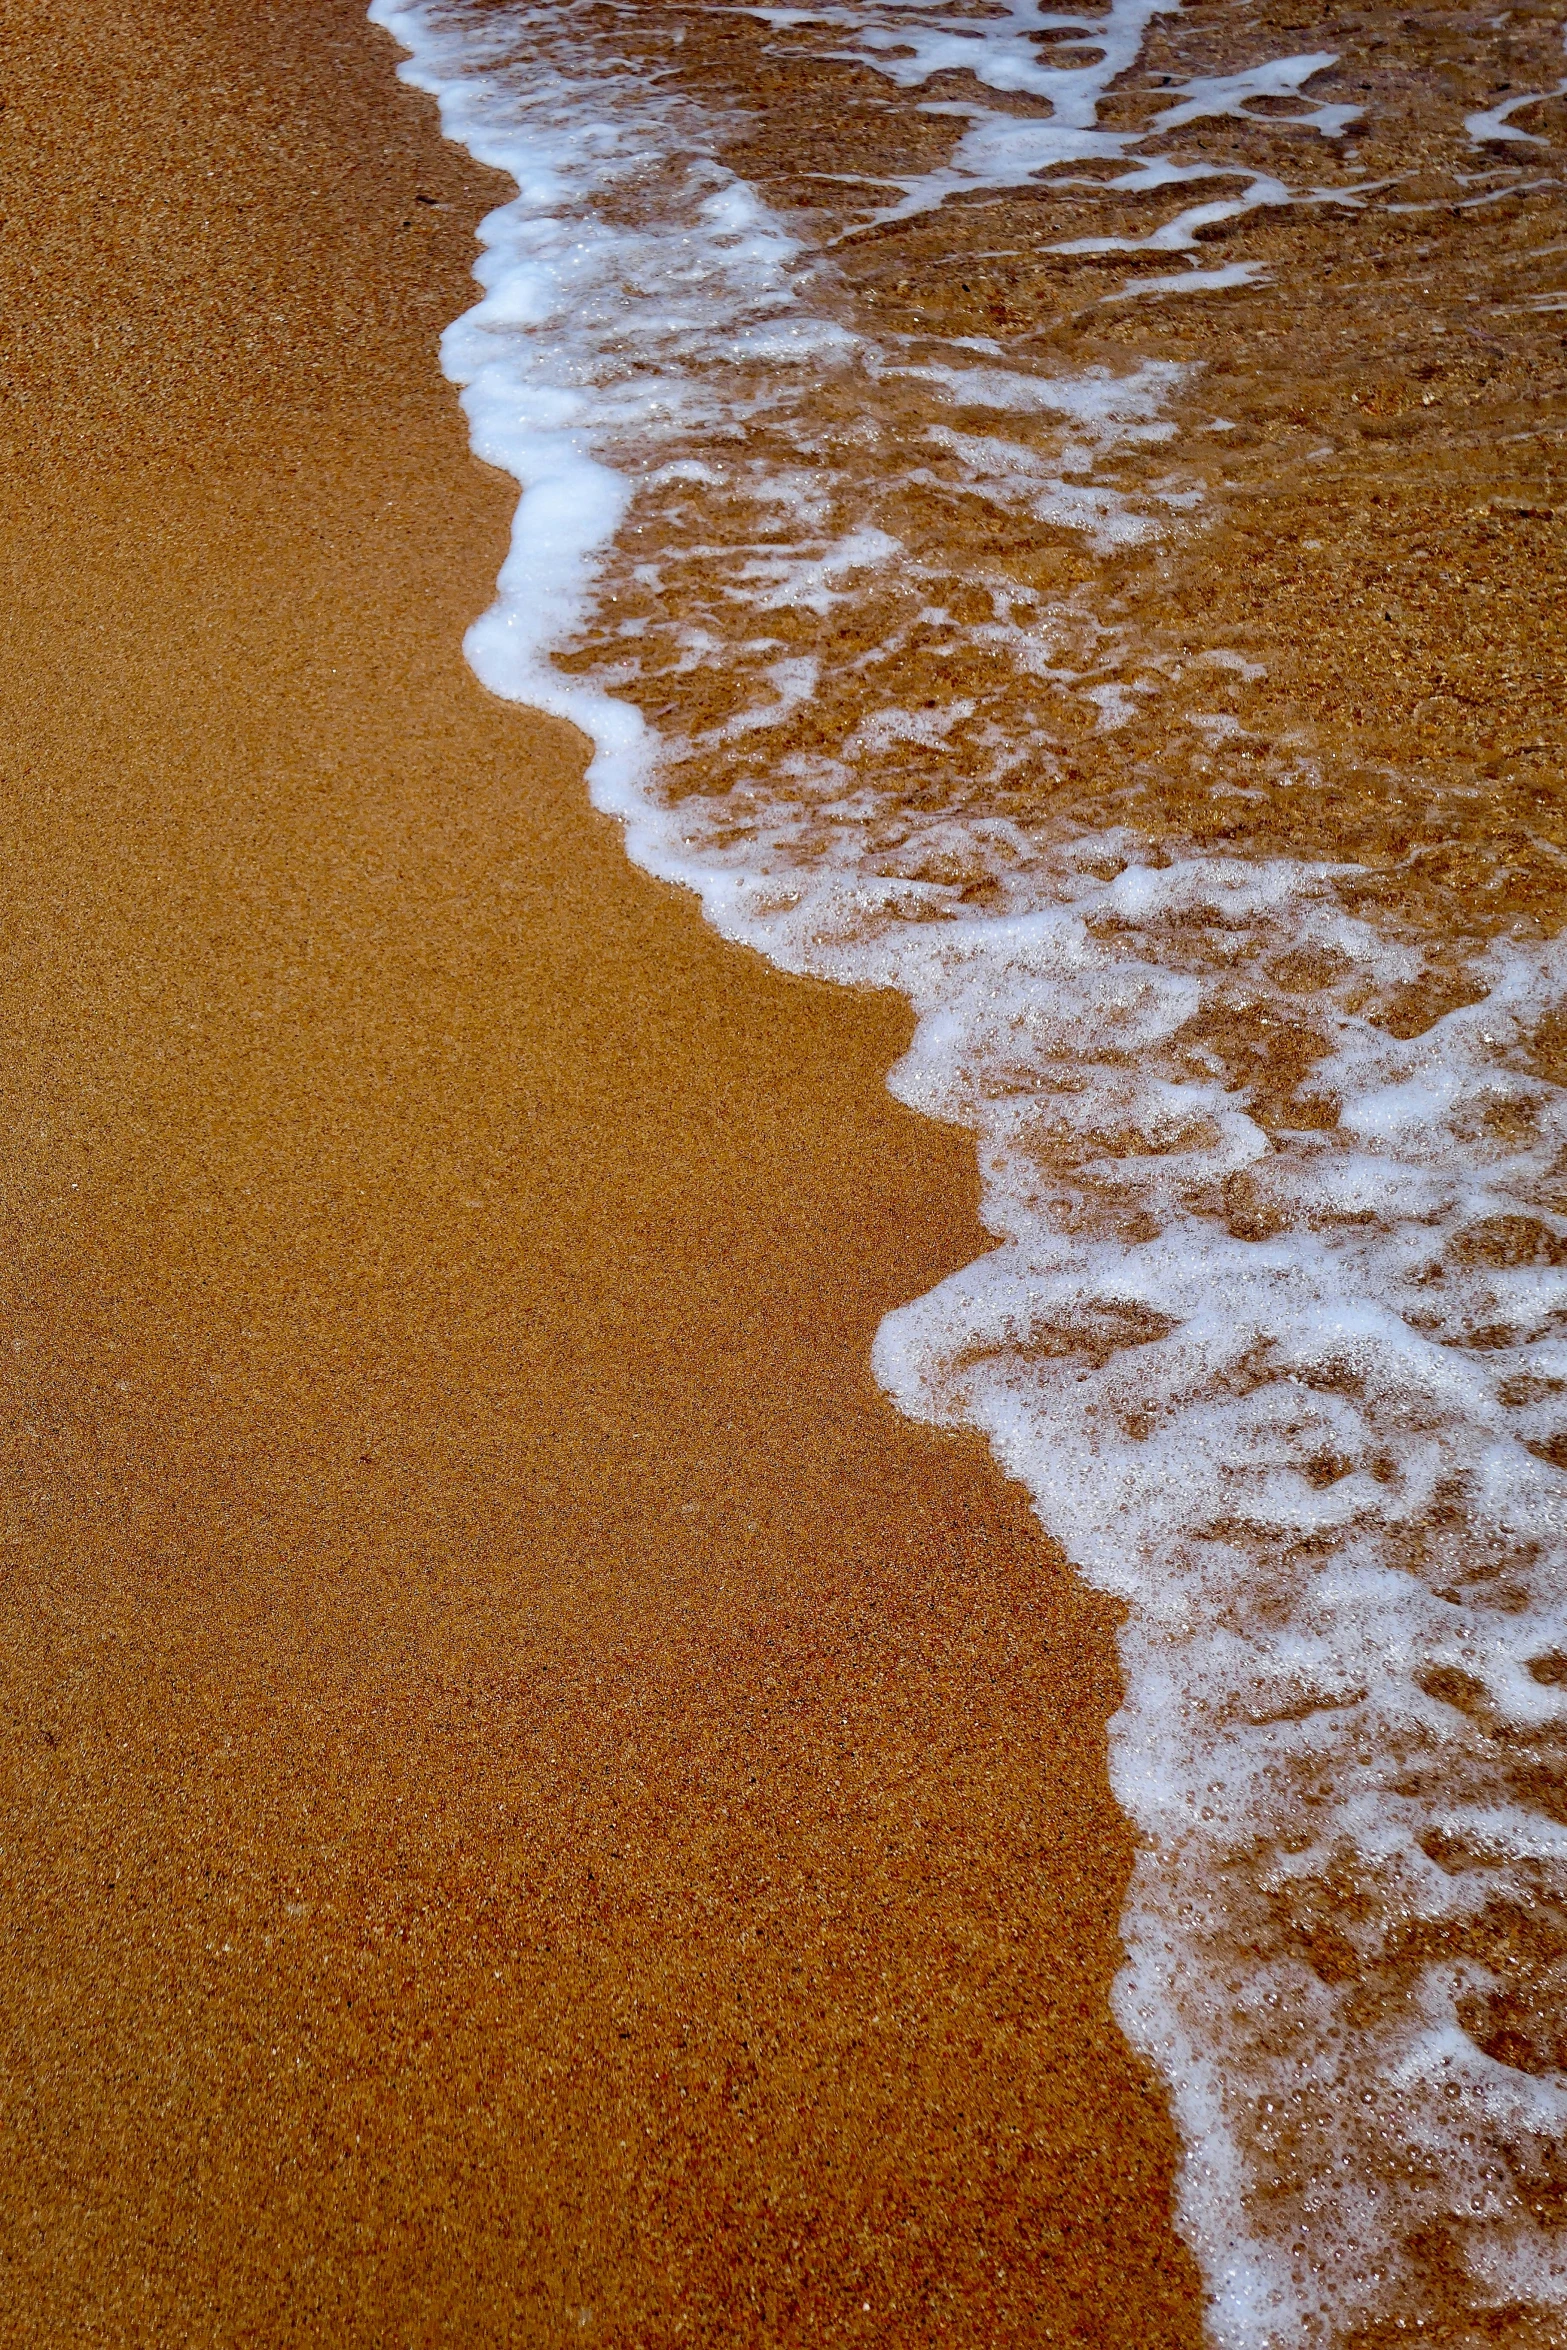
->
[[0, 2, 1203, 2342], [533, 8, 1567, 2343]]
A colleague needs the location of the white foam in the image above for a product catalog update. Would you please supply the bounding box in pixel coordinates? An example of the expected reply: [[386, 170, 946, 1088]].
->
[[369, 2, 1567, 2340], [740, 3, 1358, 240], [1112, 259, 1273, 299], [1467, 32, 1567, 150]]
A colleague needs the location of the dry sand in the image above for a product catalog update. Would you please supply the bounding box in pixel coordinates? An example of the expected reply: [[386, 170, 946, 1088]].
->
[[0, 1, 1202, 2341]]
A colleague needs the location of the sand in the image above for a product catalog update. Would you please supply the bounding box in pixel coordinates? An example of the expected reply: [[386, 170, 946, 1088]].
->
[[0, 1, 1202, 2341]]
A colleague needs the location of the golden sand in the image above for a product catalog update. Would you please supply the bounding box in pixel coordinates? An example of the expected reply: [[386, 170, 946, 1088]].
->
[[0, 2, 1201, 2340]]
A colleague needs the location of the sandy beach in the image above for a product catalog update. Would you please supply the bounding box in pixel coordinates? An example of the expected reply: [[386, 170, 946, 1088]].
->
[[0, 2, 1203, 2341]]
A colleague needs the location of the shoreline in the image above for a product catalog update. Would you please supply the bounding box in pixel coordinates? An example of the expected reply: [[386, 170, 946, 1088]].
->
[[0, 3, 1203, 2344]]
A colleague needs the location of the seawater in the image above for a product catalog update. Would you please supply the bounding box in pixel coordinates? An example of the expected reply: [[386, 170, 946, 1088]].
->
[[366, 1, 1567, 2339]]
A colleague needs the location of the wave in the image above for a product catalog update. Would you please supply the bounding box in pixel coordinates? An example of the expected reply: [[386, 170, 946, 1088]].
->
[[366, 1, 1567, 2338]]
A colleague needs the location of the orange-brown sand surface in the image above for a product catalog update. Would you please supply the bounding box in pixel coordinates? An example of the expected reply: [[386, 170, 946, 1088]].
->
[[0, 2, 1204, 2341]]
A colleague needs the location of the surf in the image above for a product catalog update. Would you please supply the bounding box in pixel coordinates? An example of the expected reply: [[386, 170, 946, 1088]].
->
[[368, 2, 1567, 2338]]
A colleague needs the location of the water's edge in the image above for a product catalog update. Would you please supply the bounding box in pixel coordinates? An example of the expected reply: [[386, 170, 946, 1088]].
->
[[367, 5, 1567, 2341]]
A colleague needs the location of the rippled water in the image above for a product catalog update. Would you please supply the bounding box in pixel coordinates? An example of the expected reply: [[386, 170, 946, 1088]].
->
[[369, 1, 1567, 2337]]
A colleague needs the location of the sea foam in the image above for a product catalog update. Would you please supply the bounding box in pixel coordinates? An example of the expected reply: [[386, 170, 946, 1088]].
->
[[367, 2, 1567, 2339]]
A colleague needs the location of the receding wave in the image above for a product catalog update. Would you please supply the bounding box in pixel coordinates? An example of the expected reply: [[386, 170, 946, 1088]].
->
[[367, 1, 1567, 2338]]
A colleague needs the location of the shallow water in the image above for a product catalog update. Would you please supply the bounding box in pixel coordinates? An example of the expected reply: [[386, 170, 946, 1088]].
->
[[368, 1, 1567, 2338]]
